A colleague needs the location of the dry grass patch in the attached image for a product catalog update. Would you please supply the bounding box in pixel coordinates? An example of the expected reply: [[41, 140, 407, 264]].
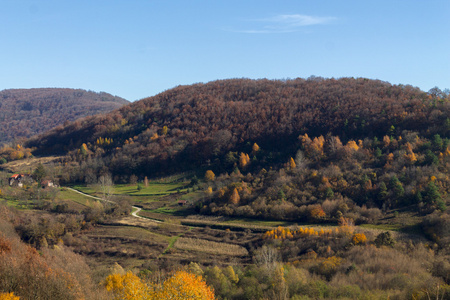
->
[[88, 225, 168, 243], [174, 237, 248, 256], [109, 216, 160, 229], [2, 156, 62, 173], [139, 210, 179, 222]]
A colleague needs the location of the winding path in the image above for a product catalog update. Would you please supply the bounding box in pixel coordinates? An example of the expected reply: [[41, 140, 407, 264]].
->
[[65, 187, 158, 222], [131, 206, 146, 220]]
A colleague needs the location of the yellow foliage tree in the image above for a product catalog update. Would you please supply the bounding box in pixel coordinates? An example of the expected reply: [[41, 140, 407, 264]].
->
[[404, 142, 417, 163], [315, 256, 342, 280], [79, 143, 89, 157], [239, 152, 250, 168], [289, 157, 296, 170], [0, 292, 20, 300], [252, 143, 260, 154], [223, 266, 239, 284], [346, 140, 359, 151], [299, 134, 325, 160], [10, 150, 24, 160], [105, 271, 215, 300], [155, 271, 215, 300], [205, 170, 215, 181], [162, 126, 168, 135], [96, 137, 113, 146], [105, 271, 151, 300]]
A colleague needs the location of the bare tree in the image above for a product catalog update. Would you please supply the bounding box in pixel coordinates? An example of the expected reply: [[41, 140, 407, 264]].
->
[[98, 174, 114, 201], [254, 245, 280, 273]]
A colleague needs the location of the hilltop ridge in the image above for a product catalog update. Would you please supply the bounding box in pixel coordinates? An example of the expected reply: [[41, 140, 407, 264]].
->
[[0, 88, 128, 145], [26, 77, 449, 177]]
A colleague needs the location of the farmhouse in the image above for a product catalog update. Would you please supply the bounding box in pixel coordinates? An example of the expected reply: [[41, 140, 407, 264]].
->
[[9, 174, 32, 187], [41, 180, 55, 188]]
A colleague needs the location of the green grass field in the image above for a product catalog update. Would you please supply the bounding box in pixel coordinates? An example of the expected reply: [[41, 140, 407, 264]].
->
[[359, 223, 403, 231], [115, 182, 188, 195], [70, 182, 189, 205], [70, 185, 97, 195], [58, 188, 99, 208]]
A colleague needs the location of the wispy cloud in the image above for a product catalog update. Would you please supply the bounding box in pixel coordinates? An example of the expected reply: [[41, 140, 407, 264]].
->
[[227, 14, 336, 34]]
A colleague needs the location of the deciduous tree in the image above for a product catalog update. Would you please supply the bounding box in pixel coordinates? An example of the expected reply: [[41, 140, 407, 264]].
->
[[205, 170, 215, 181], [289, 157, 296, 170], [155, 271, 215, 300], [239, 152, 250, 168], [252, 143, 260, 154], [230, 188, 240, 205], [98, 174, 114, 201], [0, 292, 20, 300], [105, 271, 151, 300]]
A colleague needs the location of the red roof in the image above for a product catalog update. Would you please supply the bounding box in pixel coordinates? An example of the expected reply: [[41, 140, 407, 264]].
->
[[11, 174, 19, 179]]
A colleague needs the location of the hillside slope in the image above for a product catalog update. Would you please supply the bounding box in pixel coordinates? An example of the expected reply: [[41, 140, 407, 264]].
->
[[26, 78, 450, 178], [0, 88, 128, 145]]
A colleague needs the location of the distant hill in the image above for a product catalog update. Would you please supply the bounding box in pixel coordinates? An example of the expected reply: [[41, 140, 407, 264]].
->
[[0, 88, 129, 145], [26, 78, 450, 179]]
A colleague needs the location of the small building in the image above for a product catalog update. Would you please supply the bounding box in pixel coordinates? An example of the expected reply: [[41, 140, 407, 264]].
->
[[9, 174, 32, 187], [178, 200, 188, 206], [9, 174, 20, 186], [41, 180, 55, 188]]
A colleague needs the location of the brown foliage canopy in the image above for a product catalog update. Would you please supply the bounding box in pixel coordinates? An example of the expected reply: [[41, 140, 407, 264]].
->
[[27, 78, 449, 179]]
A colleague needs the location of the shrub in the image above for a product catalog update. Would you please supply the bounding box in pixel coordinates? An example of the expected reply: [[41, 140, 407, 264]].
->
[[352, 233, 367, 245], [374, 231, 395, 247]]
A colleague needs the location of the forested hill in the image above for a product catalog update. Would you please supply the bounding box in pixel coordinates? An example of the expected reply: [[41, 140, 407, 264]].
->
[[0, 88, 129, 145], [26, 78, 450, 178]]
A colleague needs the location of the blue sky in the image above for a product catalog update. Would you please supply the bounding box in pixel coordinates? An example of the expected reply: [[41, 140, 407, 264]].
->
[[1, 0, 449, 101]]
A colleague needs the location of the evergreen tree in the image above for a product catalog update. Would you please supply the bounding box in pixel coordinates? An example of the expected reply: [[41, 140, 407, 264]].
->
[[33, 163, 46, 183], [423, 181, 446, 211]]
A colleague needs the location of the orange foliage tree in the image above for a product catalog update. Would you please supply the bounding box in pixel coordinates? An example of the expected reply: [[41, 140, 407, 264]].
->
[[230, 188, 240, 205], [309, 205, 326, 221], [239, 152, 250, 168], [352, 233, 367, 245], [289, 157, 296, 170]]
